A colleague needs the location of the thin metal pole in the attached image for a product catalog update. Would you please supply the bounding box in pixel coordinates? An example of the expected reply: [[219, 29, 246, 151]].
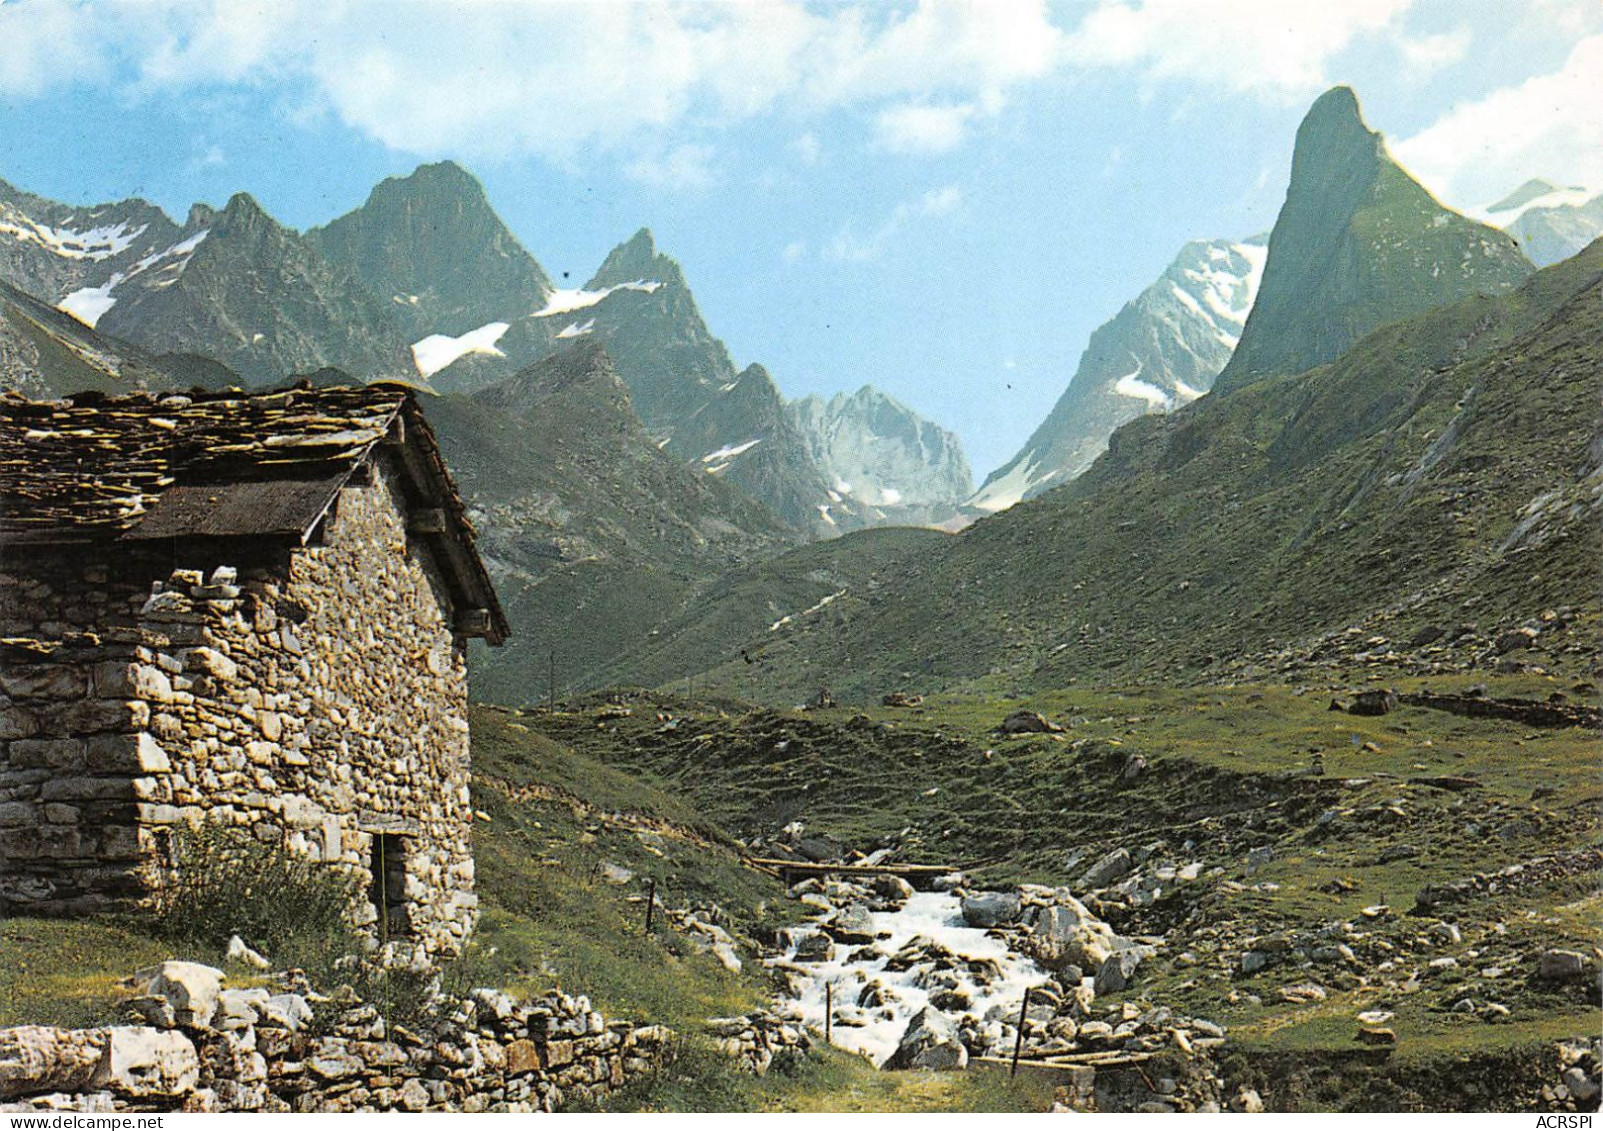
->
[[644, 879, 657, 932], [1010, 988, 1031, 1078]]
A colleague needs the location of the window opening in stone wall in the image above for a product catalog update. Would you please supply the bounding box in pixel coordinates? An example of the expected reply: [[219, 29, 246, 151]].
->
[[370, 833, 412, 940], [153, 829, 175, 872]]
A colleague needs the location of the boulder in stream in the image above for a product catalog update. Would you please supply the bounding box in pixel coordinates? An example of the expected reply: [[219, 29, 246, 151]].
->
[[881, 1006, 969, 1071], [827, 904, 882, 945], [961, 891, 1022, 928], [1023, 895, 1122, 973]]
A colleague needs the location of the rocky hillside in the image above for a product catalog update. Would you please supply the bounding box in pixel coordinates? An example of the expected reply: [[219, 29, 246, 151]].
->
[[0, 277, 236, 400], [491, 230, 860, 535], [1215, 86, 1531, 392], [422, 341, 799, 702], [792, 386, 972, 526], [582, 524, 952, 695], [0, 169, 985, 539], [96, 193, 413, 387], [0, 178, 182, 313], [971, 237, 1265, 512], [307, 161, 555, 354], [631, 240, 1601, 703]]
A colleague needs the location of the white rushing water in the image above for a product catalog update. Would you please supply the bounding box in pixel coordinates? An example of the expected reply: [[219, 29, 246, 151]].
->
[[771, 891, 1051, 1065]]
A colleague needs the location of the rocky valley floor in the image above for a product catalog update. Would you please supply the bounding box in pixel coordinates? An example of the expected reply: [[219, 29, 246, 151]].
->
[[4, 669, 1599, 1112]]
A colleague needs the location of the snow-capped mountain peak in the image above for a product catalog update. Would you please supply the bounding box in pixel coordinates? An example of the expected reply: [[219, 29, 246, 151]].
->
[[1473, 179, 1603, 268], [968, 234, 1266, 514]]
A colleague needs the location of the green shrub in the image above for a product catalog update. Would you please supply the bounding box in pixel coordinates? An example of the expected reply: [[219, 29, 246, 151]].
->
[[150, 819, 363, 984]]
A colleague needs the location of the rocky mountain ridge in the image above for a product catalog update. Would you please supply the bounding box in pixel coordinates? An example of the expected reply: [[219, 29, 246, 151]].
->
[[1476, 179, 1603, 268], [1216, 86, 1531, 392], [792, 385, 973, 527], [970, 236, 1265, 512], [622, 238, 1602, 703], [0, 167, 966, 539]]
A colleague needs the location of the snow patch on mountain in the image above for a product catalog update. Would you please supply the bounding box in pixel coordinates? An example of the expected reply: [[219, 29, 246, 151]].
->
[[1470, 180, 1603, 268], [58, 279, 121, 326], [556, 318, 596, 339], [701, 438, 761, 474], [55, 229, 210, 327], [0, 207, 147, 261], [411, 321, 511, 377], [532, 279, 662, 317], [1113, 361, 1172, 409], [968, 454, 1041, 514], [968, 234, 1268, 517], [1474, 182, 1595, 226], [789, 386, 971, 522]]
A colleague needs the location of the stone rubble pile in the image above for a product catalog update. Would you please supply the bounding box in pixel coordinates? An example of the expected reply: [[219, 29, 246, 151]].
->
[[703, 1013, 812, 1076], [0, 960, 673, 1113]]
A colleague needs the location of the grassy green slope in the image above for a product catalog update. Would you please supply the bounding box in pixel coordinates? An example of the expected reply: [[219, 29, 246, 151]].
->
[[0, 279, 186, 398], [661, 242, 1602, 705], [538, 674, 1600, 1106], [588, 525, 952, 698], [1217, 86, 1530, 391]]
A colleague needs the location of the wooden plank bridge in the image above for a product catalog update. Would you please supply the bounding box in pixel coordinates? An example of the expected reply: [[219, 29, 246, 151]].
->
[[744, 856, 959, 889]]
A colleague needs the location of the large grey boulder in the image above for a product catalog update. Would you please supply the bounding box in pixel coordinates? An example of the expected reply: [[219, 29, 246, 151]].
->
[[1080, 848, 1134, 889], [961, 891, 1021, 928], [91, 1027, 198, 1098], [0, 1027, 109, 1099], [881, 1007, 969, 1071], [133, 961, 224, 1029], [1094, 950, 1143, 996], [828, 904, 881, 945], [1536, 949, 1589, 982], [1024, 895, 1121, 972], [794, 933, 835, 963]]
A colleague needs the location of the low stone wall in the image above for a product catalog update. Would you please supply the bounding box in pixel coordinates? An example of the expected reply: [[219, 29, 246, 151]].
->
[[0, 964, 673, 1113], [704, 1012, 812, 1077]]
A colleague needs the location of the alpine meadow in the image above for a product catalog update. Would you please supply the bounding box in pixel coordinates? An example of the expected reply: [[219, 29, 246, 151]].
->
[[0, 1, 1599, 1117]]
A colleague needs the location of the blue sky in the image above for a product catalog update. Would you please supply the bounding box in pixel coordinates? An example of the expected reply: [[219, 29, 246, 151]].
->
[[1, 0, 1598, 478]]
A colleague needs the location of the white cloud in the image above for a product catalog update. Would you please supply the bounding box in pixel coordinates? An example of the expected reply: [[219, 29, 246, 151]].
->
[[1060, 0, 1414, 98], [0, 2, 117, 95], [825, 184, 965, 262], [0, 0, 1062, 165], [1398, 27, 1472, 77], [0, 0, 1575, 183], [782, 240, 807, 262], [874, 101, 981, 154], [625, 144, 717, 190], [1392, 35, 1603, 209]]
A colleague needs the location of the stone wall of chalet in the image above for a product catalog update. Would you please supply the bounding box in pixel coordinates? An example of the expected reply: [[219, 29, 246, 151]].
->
[[0, 454, 477, 955], [0, 556, 152, 912]]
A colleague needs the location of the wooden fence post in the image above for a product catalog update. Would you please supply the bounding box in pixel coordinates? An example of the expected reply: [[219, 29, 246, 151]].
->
[[1010, 988, 1031, 1078]]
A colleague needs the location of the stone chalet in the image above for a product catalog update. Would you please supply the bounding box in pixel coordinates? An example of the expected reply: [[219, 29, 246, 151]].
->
[[0, 384, 507, 957]]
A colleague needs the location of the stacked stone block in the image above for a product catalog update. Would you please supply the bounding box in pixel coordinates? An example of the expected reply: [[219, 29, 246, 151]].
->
[[1, 454, 477, 955], [0, 963, 674, 1113]]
